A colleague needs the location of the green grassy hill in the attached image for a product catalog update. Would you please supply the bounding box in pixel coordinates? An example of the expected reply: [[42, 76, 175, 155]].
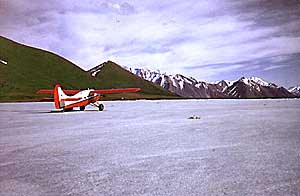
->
[[88, 61, 177, 99], [0, 36, 178, 101], [0, 36, 101, 101]]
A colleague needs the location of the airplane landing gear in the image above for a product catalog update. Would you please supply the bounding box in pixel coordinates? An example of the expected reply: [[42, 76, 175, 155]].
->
[[63, 108, 73, 112], [98, 104, 104, 111], [91, 102, 104, 111], [80, 106, 85, 111]]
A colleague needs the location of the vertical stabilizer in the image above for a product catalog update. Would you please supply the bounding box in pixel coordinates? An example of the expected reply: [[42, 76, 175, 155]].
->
[[54, 84, 67, 109]]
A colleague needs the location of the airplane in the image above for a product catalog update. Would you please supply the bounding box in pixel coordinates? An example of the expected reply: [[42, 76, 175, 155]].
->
[[36, 84, 141, 112]]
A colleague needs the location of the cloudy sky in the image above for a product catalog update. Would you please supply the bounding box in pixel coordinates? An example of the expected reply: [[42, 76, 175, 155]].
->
[[0, 0, 299, 87]]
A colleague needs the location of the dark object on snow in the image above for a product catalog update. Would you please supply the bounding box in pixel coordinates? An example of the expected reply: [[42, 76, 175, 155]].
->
[[188, 115, 201, 119]]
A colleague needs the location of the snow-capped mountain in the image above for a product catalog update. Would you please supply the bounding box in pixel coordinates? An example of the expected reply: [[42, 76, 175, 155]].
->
[[288, 86, 300, 97], [224, 77, 294, 98], [126, 67, 295, 98], [247, 77, 277, 87], [129, 68, 226, 98]]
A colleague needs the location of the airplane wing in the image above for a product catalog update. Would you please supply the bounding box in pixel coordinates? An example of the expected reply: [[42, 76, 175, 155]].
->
[[91, 88, 141, 94], [36, 88, 141, 95], [36, 89, 80, 95]]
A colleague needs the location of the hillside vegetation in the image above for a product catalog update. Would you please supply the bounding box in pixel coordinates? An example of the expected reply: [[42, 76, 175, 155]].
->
[[0, 36, 178, 101]]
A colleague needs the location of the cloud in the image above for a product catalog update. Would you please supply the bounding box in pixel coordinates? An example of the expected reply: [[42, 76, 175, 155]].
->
[[263, 65, 283, 71], [183, 52, 299, 81], [0, 0, 299, 86]]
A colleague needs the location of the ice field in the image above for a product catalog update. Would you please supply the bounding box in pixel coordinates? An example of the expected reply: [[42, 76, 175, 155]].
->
[[0, 99, 300, 196]]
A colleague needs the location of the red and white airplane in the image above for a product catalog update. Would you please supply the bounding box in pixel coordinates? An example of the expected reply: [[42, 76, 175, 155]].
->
[[37, 84, 141, 111]]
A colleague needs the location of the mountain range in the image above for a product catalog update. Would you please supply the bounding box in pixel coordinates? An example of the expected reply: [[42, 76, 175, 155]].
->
[[122, 68, 299, 99]]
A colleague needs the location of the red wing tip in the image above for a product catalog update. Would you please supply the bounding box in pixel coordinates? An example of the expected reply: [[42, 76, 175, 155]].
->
[[36, 89, 54, 94]]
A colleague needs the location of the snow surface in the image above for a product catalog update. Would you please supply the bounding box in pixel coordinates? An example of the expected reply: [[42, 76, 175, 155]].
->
[[91, 69, 101, 77], [178, 79, 184, 89], [0, 59, 7, 65], [160, 74, 166, 86], [1, 100, 300, 196], [240, 77, 273, 88], [90, 64, 104, 77], [215, 80, 236, 87], [195, 82, 208, 89], [170, 76, 178, 88], [241, 77, 250, 85], [250, 77, 270, 86], [224, 79, 236, 86], [195, 83, 202, 88], [289, 86, 300, 92], [228, 86, 238, 95]]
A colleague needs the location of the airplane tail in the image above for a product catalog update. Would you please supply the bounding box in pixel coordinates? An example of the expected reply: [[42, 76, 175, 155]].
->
[[54, 84, 68, 109]]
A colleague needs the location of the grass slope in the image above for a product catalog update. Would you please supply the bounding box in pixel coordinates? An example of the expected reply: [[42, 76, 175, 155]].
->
[[90, 61, 177, 99], [0, 36, 102, 101], [0, 36, 178, 101]]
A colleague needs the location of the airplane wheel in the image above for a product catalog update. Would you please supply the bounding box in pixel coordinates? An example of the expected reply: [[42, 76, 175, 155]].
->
[[98, 104, 104, 111], [80, 106, 85, 111], [63, 108, 73, 112]]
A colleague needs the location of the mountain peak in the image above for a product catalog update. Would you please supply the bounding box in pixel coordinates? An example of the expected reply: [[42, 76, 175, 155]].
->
[[239, 77, 250, 85], [289, 86, 300, 97], [237, 76, 277, 88], [249, 77, 271, 87]]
